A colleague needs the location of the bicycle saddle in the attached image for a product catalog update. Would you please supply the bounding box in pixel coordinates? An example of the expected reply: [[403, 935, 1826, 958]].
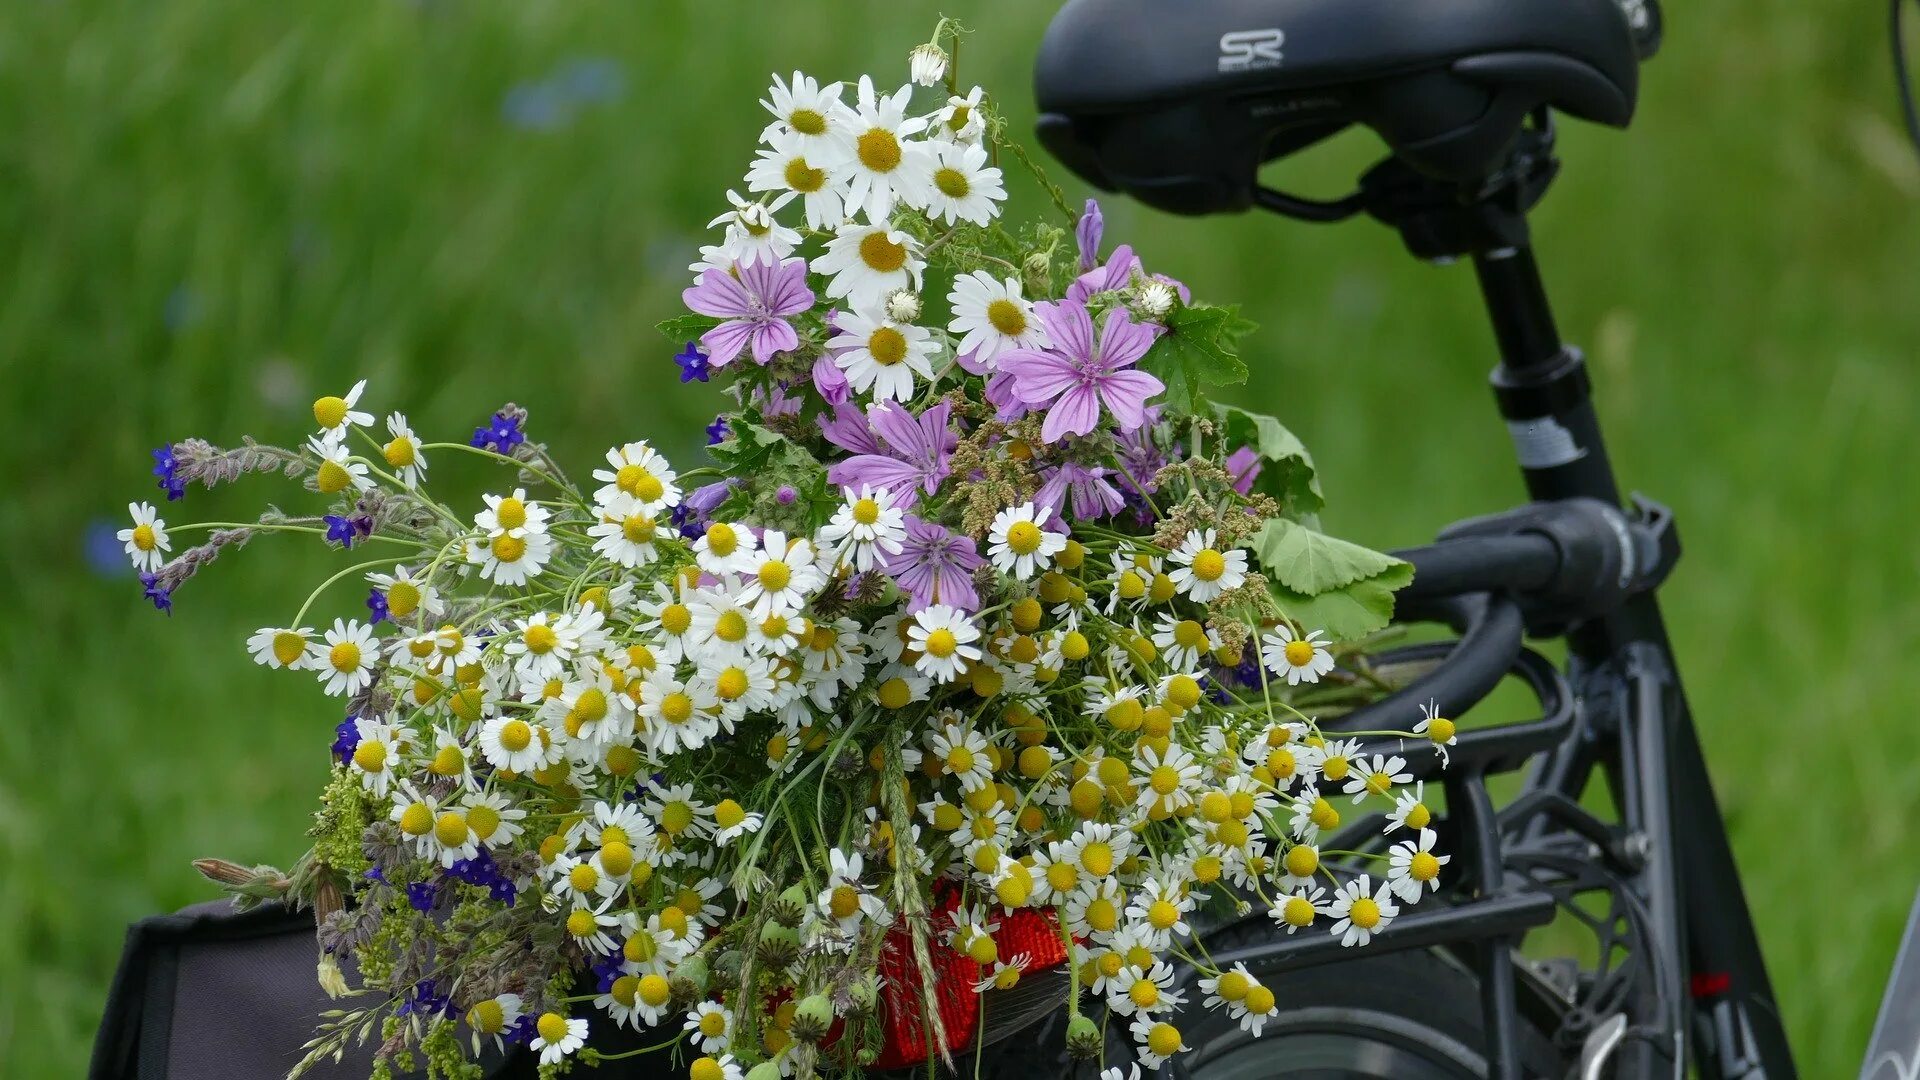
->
[[1034, 0, 1650, 214]]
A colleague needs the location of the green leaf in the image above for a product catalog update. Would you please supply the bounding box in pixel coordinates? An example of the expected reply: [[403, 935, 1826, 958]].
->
[[1140, 302, 1253, 412], [1251, 517, 1408, 595], [1213, 403, 1324, 515], [656, 313, 722, 344], [1271, 562, 1415, 640]]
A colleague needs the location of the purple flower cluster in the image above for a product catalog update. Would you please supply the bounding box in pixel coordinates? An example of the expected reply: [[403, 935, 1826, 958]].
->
[[138, 572, 173, 615], [365, 588, 391, 625], [446, 849, 517, 904], [397, 977, 453, 1019], [470, 412, 526, 454], [330, 716, 360, 763], [324, 513, 371, 549], [405, 880, 439, 912], [152, 445, 186, 501]]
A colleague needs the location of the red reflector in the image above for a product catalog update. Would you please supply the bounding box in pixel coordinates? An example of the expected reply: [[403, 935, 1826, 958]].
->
[[1690, 971, 1732, 997]]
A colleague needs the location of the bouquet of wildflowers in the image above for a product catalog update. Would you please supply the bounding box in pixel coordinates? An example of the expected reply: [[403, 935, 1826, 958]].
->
[[127, 23, 1453, 1080]]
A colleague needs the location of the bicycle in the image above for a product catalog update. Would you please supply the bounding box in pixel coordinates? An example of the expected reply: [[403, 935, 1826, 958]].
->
[[944, 0, 1809, 1075]]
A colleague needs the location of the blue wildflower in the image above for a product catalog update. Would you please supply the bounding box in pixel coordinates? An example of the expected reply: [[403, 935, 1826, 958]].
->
[[139, 572, 173, 615], [674, 341, 711, 383], [398, 977, 452, 1018], [705, 415, 730, 446], [591, 949, 626, 992], [507, 1013, 540, 1046], [152, 445, 186, 501], [405, 880, 439, 913], [366, 588, 390, 625], [331, 716, 361, 763], [470, 412, 526, 454], [324, 514, 359, 548]]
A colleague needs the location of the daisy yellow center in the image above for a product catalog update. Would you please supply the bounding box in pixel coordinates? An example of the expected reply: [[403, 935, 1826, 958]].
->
[[1284, 640, 1316, 666], [316, 460, 351, 494], [271, 632, 307, 666], [1349, 896, 1382, 929], [598, 840, 633, 877], [638, 974, 671, 1006], [569, 863, 599, 892], [1216, 971, 1250, 1002], [851, 498, 881, 525], [572, 688, 608, 724], [1080, 841, 1114, 877], [386, 582, 420, 617], [877, 678, 912, 709], [467, 804, 500, 840], [566, 908, 596, 937], [491, 535, 526, 563], [469, 999, 505, 1033], [1174, 621, 1209, 649], [523, 623, 558, 654], [1191, 549, 1227, 582], [352, 740, 386, 773], [945, 745, 976, 774], [383, 437, 415, 468], [858, 231, 908, 273], [607, 464, 658, 502], [1097, 952, 1124, 978], [1405, 802, 1432, 830], [699, 1011, 728, 1037], [789, 107, 827, 136], [1150, 765, 1181, 795], [1148, 899, 1180, 930], [1426, 717, 1456, 743], [498, 720, 532, 752], [867, 326, 908, 365], [783, 157, 826, 192], [536, 1013, 568, 1044], [657, 689, 694, 724], [1283, 895, 1316, 926], [1129, 979, 1160, 1009], [924, 628, 959, 658], [1311, 798, 1340, 830], [329, 641, 361, 673], [714, 799, 745, 829], [856, 128, 902, 172], [829, 884, 860, 920], [399, 802, 433, 836], [758, 560, 792, 592], [715, 667, 749, 700], [1285, 845, 1318, 878], [661, 801, 694, 835], [131, 524, 157, 551], [1366, 770, 1394, 796], [623, 931, 656, 962], [661, 604, 692, 635], [314, 396, 349, 428], [434, 812, 467, 847], [761, 614, 789, 639], [1047, 861, 1079, 892], [622, 516, 655, 544], [1245, 985, 1275, 1014], [1321, 755, 1349, 781], [714, 610, 749, 642], [1199, 791, 1232, 823], [1004, 521, 1042, 555], [494, 498, 527, 531], [933, 167, 970, 198], [1148, 1023, 1183, 1057], [1410, 851, 1441, 882], [1165, 675, 1202, 710], [1085, 897, 1118, 933]]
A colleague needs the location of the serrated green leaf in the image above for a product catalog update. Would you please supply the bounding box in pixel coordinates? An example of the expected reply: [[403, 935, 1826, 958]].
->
[[1140, 302, 1252, 412], [1271, 562, 1414, 640], [1252, 517, 1407, 595], [1214, 403, 1324, 514], [656, 313, 722, 344]]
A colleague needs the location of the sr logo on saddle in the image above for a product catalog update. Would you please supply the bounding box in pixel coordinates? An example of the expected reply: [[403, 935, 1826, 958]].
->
[[1218, 29, 1285, 73]]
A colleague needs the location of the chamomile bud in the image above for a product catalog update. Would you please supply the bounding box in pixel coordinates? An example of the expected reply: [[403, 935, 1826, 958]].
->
[[909, 43, 949, 87], [885, 288, 922, 323]]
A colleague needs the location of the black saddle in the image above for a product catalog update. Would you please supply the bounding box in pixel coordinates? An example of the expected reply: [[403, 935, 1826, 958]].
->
[[1034, 0, 1656, 215]]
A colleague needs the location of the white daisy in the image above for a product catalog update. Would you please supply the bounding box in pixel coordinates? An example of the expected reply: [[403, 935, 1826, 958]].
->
[[1167, 528, 1248, 603], [1414, 697, 1458, 756], [697, 653, 778, 727], [1124, 878, 1194, 948], [1345, 753, 1412, 805], [828, 305, 936, 403], [365, 566, 442, 622], [345, 718, 406, 797], [828, 76, 932, 222], [759, 71, 845, 154], [814, 223, 925, 310], [246, 625, 314, 670], [477, 715, 552, 774], [637, 669, 720, 757], [465, 994, 523, 1055], [588, 495, 662, 568], [921, 139, 1005, 226], [1130, 1015, 1189, 1070], [1386, 781, 1433, 833], [691, 520, 759, 578], [564, 900, 627, 956], [711, 799, 764, 845], [388, 781, 440, 860], [926, 722, 994, 792], [468, 529, 553, 587], [818, 485, 908, 573], [1107, 960, 1184, 1017], [1262, 624, 1336, 685], [307, 437, 371, 496], [1269, 884, 1327, 934], [908, 42, 948, 86], [1226, 975, 1277, 1036], [592, 442, 681, 516], [475, 488, 551, 540], [737, 531, 824, 618], [530, 1013, 587, 1066], [503, 611, 583, 681], [461, 788, 526, 850], [1151, 614, 1220, 673], [1134, 743, 1202, 817], [946, 272, 1048, 374], [746, 133, 846, 231], [931, 86, 986, 143], [1387, 828, 1450, 904], [684, 1001, 735, 1055], [907, 604, 982, 683], [311, 379, 374, 445], [379, 412, 426, 487], [309, 618, 379, 697], [987, 502, 1068, 580], [818, 847, 889, 932], [1327, 874, 1399, 947], [707, 188, 801, 267], [688, 584, 757, 662], [119, 501, 172, 572]]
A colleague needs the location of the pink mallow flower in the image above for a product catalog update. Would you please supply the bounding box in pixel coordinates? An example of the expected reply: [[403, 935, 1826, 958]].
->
[[1036, 461, 1126, 524], [825, 401, 956, 509], [681, 255, 814, 368], [884, 515, 984, 612], [998, 301, 1164, 444]]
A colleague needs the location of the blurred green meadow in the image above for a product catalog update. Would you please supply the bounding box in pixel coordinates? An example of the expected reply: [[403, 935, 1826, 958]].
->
[[3, 0, 1918, 1074]]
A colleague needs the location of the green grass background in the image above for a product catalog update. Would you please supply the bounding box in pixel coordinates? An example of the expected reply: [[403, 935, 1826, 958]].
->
[[3, 0, 1917, 1074]]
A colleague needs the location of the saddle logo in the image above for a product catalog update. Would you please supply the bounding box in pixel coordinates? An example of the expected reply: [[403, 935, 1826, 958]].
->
[[1218, 28, 1285, 72]]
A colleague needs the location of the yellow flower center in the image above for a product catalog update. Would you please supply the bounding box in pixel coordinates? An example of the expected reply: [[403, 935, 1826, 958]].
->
[[714, 799, 745, 829], [876, 677, 912, 709], [1321, 755, 1350, 782], [598, 840, 634, 877], [1284, 640, 1317, 667], [1410, 850, 1441, 882], [1149, 765, 1181, 795], [1191, 549, 1227, 582], [491, 535, 526, 563], [568, 863, 599, 893], [783, 156, 826, 192], [758, 560, 792, 592], [1426, 717, 1456, 744], [867, 326, 908, 365], [328, 641, 362, 673], [858, 231, 908, 273], [1245, 984, 1275, 1014], [1164, 674, 1202, 711], [494, 498, 527, 531], [1349, 896, 1381, 929], [660, 800, 694, 835], [661, 603, 692, 635], [1148, 899, 1180, 930], [1198, 791, 1232, 823], [1148, 1023, 1184, 1057], [566, 908, 596, 938], [924, 628, 959, 659], [715, 667, 749, 701], [523, 623, 558, 655], [271, 631, 307, 666], [383, 437, 415, 468], [789, 107, 827, 136], [1366, 770, 1394, 796], [535, 1012, 568, 1044], [984, 297, 1027, 336], [710, 611, 748, 644], [638, 974, 671, 1006], [399, 802, 433, 836], [660, 692, 694, 725], [1004, 520, 1042, 555], [432, 811, 467, 847], [856, 128, 902, 172], [1130, 979, 1160, 1009], [1085, 897, 1118, 933], [351, 739, 386, 773], [699, 1011, 728, 1037], [131, 524, 159, 551], [1405, 802, 1432, 830], [1216, 971, 1250, 1001], [498, 720, 532, 752], [467, 803, 500, 840], [313, 395, 348, 428], [945, 745, 976, 775], [316, 460, 351, 494], [386, 582, 421, 617], [829, 884, 860, 920], [611, 463, 661, 503], [1284, 895, 1316, 926], [1284, 844, 1318, 878], [469, 999, 505, 1033], [933, 167, 970, 198]]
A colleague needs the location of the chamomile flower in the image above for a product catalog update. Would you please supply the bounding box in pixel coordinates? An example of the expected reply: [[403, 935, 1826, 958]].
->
[[644, 781, 713, 846], [931, 86, 986, 143], [946, 272, 1048, 374], [815, 223, 925, 309], [531, 1012, 587, 1066], [707, 189, 801, 266], [380, 413, 427, 487], [1134, 743, 1202, 817], [588, 495, 662, 568], [987, 502, 1067, 579], [711, 799, 764, 845], [389, 781, 441, 859], [907, 604, 982, 683], [676, 1000, 736, 1055], [1131, 1015, 1189, 1070], [309, 619, 380, 697], [927, 722, 994, 792], [1151, 615, 1220, 673], [828, 305, 936, 403], [465, 994, 523, 1055], [828, 76, 932, 222], [1107, 960, 1184, 1017], [477, 715, 552, 774], [689, 585, 758, 662], [818, 847, 888, 932], [311, 379, 374, 445], [1227, 975, 1278, 1036], [738, 531, 824, 618], [1386, 781, 1433, 833], [1387, 828, 1450, 904], [592, 442, 681, 516], [920, 139, 1006, 226], [908, 42, 948, 86], [692, 521, 759, 578], [1262, 624, 1335, 685], [460, 789, 526, 849], [345, 718, 406, 797], [1167, 528, 1248, 603], [307, 437, 372, 496], [1064, 878, 1128, 940], [759, 71, 844, 153], [119, 502, 172, 572], [247, 625, 314, 670], [618, 916, 687, 979], [1066, 821, 1133, 881], [1125, 878, 1194, 947], [1269, 884, 1327, 934], [469, 528, 553, 586], [817, 484, 907, 572], [974, 953, 1031, 993], [476, 488, 550, 540], [1415, 697, 1458, 756], [746, 133, 846, 230], [1327, 875, 1399, 947], [697, 653, 778, 725], [638, 669, 721, 756], [426, 805, 480, 868], [1198, 961, 1258, 1011], [504, 612, 583, 681], [564, 901, 626, 955], [365, 566, 442, 622], [1345, 754, 1412, 805]]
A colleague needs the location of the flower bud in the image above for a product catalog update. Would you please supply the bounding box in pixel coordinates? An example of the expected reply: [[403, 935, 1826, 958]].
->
[[1066, 1013, 1103, 1059], [316, 953, 350, 999], [909, 44, 949, 87], [791, 992, 835, 1043], [885, 289, 922, 323], [1134, 280, 1177, 321]]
